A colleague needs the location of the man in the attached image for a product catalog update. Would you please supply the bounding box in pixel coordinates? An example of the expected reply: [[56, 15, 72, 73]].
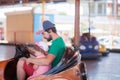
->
[[17, 20, 66, 80]]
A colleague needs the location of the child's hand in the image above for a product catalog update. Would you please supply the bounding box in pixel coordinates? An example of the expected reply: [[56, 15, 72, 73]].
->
[[33, 65, 38, 70]]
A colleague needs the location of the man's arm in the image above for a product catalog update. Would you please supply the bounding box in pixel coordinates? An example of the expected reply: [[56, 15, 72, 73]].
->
[[26, 54, 55, 66]]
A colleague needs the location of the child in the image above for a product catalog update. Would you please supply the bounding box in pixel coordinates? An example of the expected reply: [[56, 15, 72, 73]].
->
[[24, 41, 51, 79]]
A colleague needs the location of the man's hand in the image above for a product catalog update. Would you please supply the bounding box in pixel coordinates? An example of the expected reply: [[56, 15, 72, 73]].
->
[[26, 58, 33, 65]]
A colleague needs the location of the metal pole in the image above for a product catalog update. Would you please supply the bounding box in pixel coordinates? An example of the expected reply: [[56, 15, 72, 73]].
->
[[115, 0, 118, 35], [113, 0, 117, 36], [116, 0, 118, 35], [74, 0, 80, 48], [88, 0, 91, 41]]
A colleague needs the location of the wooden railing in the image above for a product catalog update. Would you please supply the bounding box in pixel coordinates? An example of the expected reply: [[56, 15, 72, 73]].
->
[[7, 31, 33, 43]]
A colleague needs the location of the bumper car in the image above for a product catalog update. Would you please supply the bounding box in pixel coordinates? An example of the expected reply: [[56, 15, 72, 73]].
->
[[99, 44, 109, 56], [79, 33, 101, 59], [0, 44, 87, 80]]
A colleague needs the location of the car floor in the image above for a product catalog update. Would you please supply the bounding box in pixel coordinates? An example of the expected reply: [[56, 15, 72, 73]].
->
[[83, 52, 120, 80]]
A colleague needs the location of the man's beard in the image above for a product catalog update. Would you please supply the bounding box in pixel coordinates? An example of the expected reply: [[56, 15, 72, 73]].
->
[[47, 35, 52, 42]]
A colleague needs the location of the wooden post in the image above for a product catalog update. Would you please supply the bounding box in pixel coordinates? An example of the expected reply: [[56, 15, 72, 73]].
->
[[74, 0, 80, 48], [42, 0, 46, 22], [14, 32, 16, 42]]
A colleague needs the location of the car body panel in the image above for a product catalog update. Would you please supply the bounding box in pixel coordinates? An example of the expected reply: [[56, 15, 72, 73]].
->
[[99, 44, 109, 56], [97, 36, 120, 52], [0, 45, 88, 80]]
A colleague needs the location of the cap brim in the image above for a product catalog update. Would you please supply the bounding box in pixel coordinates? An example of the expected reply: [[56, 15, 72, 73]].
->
[[36, 30, 44, 35]]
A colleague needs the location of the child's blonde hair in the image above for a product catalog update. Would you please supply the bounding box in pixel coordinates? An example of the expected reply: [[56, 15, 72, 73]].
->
[[34, 41, 49, 56]]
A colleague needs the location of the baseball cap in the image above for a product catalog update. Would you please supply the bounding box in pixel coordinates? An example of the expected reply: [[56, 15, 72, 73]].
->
[[43, 20, 54, 31], [36, 20, 54, 35]]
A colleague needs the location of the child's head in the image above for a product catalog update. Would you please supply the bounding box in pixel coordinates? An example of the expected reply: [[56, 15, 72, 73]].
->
[[35, 41, 49, 51], [33, 41, 49, 56]]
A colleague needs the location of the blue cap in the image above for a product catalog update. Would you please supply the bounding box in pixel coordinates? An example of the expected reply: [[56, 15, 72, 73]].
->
[[43, 20, 54, 31]]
